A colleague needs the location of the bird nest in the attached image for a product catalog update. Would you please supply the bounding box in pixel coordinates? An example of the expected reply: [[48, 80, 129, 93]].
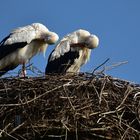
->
[[0, 73, 140, 140]]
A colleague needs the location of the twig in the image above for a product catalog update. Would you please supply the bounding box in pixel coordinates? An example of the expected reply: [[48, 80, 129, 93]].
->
[[104, 61, 128, 71], [91, 83, 100, 99], [119, 109, 126, 129], [48, 134, 65, 138], [61, 120, 70, 131], [65, 126, 68, 140], [90, 126, 112, 131], [91, 133, 112, 140], [89, 111, 101, 117], [0, 123, 11, 137], [116, 86, 133, 110], [92, 58, 110, 74], [100, 107, 124, 116], [63, 86, 75, 111], [134, 92, 140, 100], [75, 121, 78, 140], [99, 79, 106, 104], [0, 126, 18, 140], [9, 122, 25, 134]]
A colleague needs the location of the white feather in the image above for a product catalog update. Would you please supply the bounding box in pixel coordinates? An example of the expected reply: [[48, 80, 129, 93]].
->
[[49, 29, 89, 61], [5, 26, 36, 44]]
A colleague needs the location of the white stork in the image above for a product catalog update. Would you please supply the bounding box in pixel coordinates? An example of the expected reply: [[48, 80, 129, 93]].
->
[[45, 29, 99, 74], [0, 23, 59, 76]]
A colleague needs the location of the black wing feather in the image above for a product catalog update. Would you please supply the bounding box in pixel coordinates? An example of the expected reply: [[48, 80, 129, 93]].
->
[[0, 34, 11, 46], [0, 35, 27, 60], [45, 50, 79, 74]]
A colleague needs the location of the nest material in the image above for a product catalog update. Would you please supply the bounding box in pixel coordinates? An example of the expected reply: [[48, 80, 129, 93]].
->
[[0, 73, 140, 140]]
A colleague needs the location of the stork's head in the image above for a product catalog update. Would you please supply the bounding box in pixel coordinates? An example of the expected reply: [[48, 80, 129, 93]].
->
[[85, 34, 99, 49], [31, 23, 59, 44], [44, 31, 59, 44]]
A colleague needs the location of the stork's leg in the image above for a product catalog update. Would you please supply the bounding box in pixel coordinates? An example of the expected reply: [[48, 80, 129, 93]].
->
[[19, 63, 26, 77], [22, 63, 26, 77]]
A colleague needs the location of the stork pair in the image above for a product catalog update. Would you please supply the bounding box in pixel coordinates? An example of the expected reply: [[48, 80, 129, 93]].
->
[[0, 23, 99, 76]]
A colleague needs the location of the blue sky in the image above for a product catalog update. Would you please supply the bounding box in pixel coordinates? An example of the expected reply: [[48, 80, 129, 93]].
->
[[0, 0, 140, 83]]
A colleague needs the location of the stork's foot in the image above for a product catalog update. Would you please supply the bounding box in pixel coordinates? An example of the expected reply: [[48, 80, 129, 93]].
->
[[19, 69, 27, 77]]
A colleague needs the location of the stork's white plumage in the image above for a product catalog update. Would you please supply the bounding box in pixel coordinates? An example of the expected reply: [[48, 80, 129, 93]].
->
[[45, 29, 99, 74], [0, 23, 59, 76]]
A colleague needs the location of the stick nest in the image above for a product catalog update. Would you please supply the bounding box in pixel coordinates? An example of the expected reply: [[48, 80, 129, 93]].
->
[[0, 73, 140, 140]]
